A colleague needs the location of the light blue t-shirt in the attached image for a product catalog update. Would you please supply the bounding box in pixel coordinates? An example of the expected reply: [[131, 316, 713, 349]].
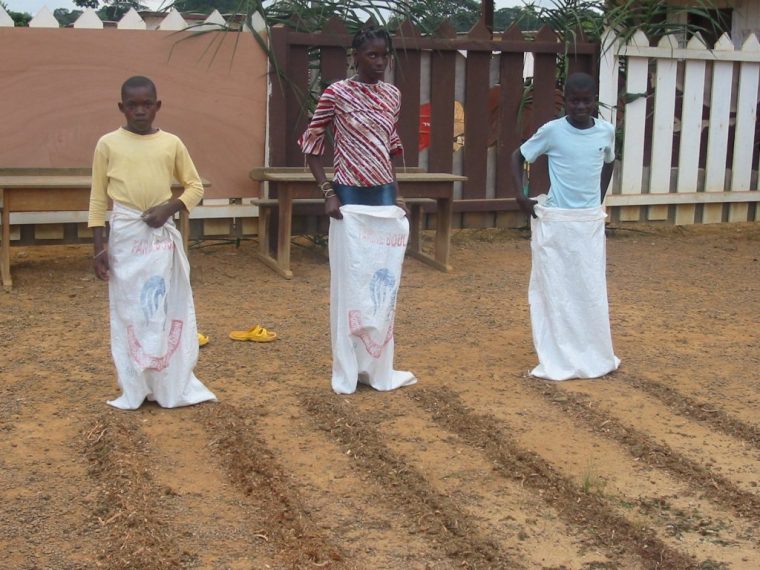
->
[[520, 117, 615, 209]]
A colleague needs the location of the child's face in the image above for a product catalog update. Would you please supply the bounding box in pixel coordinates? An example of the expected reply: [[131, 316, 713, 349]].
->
[[119, 85, 161, 135], [564, 87, 596, 128], [353, 38, 390, 83]]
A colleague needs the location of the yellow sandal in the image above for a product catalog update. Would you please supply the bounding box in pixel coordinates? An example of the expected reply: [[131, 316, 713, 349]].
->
[[229, 325, 277, 343]]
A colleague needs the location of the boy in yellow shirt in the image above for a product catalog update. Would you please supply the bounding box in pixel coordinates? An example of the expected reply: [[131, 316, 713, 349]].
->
[[88, 75, 216, 409]]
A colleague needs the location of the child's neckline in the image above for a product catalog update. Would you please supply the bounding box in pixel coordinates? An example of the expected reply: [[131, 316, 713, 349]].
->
[[565, 116, 595, 130], [121, 126, 161, 136], [348, 75, 382, 86]]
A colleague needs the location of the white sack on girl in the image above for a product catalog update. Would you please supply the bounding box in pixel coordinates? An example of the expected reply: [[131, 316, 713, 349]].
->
[[329, 205, 416, 395], [107, 203, 216, 409], [529, 203, 620, 381]]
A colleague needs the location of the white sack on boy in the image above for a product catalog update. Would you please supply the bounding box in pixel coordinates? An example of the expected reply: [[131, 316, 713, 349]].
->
[[329, 205, 416, 395], [529, 203, 620, 381], [106, 203, 216, 409]]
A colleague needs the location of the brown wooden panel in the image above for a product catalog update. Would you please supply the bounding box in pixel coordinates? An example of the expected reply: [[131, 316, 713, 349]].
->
[[528, 26, 559, 196], [395, 20, 422, 167], [496, 25, 527, 199], [288, 31, 596, 55], [285, 44, 310, 166], [566, 28, 596, 78], [429, 22, 457, 173], [6, 188, 90, 211], [269, 26, 290, 167], [453, 198, 518, 212], [462, 19, 493, 200]]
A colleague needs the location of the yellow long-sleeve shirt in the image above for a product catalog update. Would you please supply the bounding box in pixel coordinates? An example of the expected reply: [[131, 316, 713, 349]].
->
[[88, 127, 204, 227]]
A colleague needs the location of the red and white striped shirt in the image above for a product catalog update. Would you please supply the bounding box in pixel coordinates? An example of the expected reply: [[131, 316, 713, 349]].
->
[[299, 78, 403, 187]]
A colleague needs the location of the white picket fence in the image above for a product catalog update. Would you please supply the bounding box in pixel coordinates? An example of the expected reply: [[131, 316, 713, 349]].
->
[[600, 28, 760, 224], [0, 5, 265, 31]]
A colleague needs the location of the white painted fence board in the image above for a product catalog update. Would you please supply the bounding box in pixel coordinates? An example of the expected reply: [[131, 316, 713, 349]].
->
[[0, 6, 14, 27], [599, 28, 620, 126], [675, 34, 708, 225], [648, 34, 679, 221], [730, 34, 760, 222], [117, 8, 146, 30], [158, 9, 187, 31], [620, 30, 649, 222], [618, 44, 760, 63], [74, 8, 103, 29], [29, 7, 59, 28], [605, 190, 760, 206], [703, 34, 735, 223]]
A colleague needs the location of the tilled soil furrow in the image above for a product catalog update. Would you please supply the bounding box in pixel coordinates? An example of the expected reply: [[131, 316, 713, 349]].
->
[[410, 386, 699, 570], [619, 371, 760, 452], [527, 380, 760, 522], [300, 391, 526, 570], [140, 406, 280, 569], [82, 412, 191, 570], [375, 399, 625, 568], [250, 389, 456, 569], [197, 402, 347, 569]]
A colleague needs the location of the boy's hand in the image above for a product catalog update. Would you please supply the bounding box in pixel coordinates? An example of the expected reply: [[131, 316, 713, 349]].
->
[[93, 249, 109, 281], [141, 202, 176, 228], [325, 195, 343, 220], [516, 194, 538, 219]]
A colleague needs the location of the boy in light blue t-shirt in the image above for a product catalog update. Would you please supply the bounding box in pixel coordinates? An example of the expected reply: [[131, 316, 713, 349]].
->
[[511, 72, 615, 212], [509, 73, 620, 381]]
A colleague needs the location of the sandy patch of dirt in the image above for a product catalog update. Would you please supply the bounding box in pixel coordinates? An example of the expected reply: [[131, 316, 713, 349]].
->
[[1, 222, 758, 569]]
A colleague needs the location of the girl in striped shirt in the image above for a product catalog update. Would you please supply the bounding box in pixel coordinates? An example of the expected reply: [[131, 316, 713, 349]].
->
[[300, 26, 408, 215], [300, 27, 417, 395]]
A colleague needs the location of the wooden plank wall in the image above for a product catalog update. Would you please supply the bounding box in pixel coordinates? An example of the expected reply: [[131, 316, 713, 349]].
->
[[268, 18, 599, 229]]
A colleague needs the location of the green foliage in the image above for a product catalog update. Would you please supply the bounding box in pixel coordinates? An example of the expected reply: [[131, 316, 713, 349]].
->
[[494, 7, 541, 31], [54, 8, 83, 26], [1, 1, 31, 26], [605, 0, 723, 43], [73, 0, 144, 21], [387, 0, 481, 33], [165, 0, 257, 13]]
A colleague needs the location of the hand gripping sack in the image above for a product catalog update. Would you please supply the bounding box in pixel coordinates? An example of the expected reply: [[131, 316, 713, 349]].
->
[[529, 204, 620, 380], [329, 205, 416, 394]]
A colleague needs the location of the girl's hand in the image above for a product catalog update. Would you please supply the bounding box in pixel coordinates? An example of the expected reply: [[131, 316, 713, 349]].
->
[[325, 194, 343, 219]]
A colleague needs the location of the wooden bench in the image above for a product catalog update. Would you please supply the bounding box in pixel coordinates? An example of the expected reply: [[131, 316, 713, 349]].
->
[[249, 167, 466, 279], [0, 168, 204, 290]]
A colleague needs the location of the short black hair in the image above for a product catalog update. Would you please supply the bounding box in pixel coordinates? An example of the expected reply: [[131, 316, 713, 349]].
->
[[351, 26, 392, 52], [121, 76, 157, 101], [564, 72, 596, 97]]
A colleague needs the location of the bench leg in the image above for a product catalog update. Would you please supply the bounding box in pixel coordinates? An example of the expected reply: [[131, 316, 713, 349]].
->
[[255, 201, 293, 280], [275, 187, 294, 279], [406, 198, 453, 273], [1, 189, 11, 290], [408, 203, 423, 255], [435, 197, 453, 270]]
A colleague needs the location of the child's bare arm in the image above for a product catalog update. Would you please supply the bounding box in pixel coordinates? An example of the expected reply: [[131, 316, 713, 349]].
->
[[600, 161, 614, 201], [510, 149, 537, 218], [92, 227, 109, 281]]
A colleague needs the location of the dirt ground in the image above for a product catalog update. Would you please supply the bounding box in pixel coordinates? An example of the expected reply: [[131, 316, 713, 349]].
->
[[1, 222, 759, 570]]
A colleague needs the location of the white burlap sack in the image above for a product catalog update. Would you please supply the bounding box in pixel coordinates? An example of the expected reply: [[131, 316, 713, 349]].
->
[[329, 205, 416, 394], [529, 203, 620, 380], [106, 203, 216, 409]]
